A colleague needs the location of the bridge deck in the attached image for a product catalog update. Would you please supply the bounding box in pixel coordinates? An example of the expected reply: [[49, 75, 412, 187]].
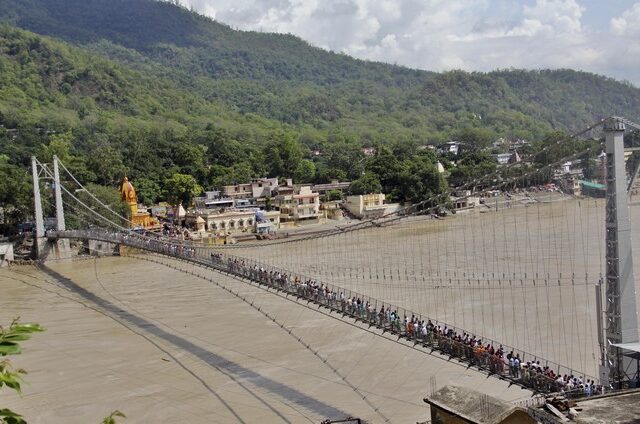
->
[[50, 230, 598, 394]]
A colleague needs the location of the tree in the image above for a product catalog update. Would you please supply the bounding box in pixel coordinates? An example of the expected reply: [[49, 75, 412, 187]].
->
[[263, 132, 302, 178], [163, 173, 203, 206], [326, 189, 343, 201], [134, 178, 161, 206], [38, 132, 94, 184], [349, 172, 382, 195], [72, 183, 130, 228], [392, 158, 448, 205], [294, 159, 316, 183], [207, 162, 253, 189], [172, 141, 206, 180], [456, 127, 496, 150], [364, 146, 403, 194], [0, 156, 32, 234], [0, 318, 44, 424], [86, 144, 128, 186], [38, 132, 74, 163]]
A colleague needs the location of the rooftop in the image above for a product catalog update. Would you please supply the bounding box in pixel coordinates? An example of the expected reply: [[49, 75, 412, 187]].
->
[[580, 180, 606, 190], [574, 390, 640, 423], [425, 385, 522, 424]]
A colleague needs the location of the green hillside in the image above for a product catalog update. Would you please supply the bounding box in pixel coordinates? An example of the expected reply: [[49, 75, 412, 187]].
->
[[2, 0, 640, 138], [0, 0, 637, 228]]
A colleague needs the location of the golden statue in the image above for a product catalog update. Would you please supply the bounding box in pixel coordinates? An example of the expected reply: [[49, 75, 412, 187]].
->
[[120, 176, 159, 229], [120, 177, 138, 215]]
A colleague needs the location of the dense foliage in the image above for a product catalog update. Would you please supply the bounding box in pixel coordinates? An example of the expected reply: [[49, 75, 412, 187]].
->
[[1, 0, 639, 229], [0, 319, 44, 424]]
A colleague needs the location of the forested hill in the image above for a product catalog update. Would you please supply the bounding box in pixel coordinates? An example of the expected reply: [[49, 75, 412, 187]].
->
[[0, 0, 428, 85], [1, 0, 640, 139], [1, 0, 639, 231]]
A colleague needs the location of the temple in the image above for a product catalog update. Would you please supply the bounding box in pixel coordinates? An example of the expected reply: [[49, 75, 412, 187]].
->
[[120, 177, 159, 229]]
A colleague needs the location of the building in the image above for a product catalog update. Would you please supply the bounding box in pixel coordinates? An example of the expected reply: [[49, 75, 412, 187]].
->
[[185, 209, 257, 235], [427, 385, 640, 424], [344, 193, 401, 219], [494, 153, 513, 165], [194, 191, 233, 209], [440, 141, 461, 156], [362, 146, 377, 156], [558, 175, 582, 196], [451, 190, 481, 210], [255, 210, 280, 234], [274, 185, 322, 225], [311, 180, 352, 195], [222, 178, 279, 199], [194, 192, 257, 210], [494, 152, 522, 166], [580, 180, 606, 198], [166, 204, 187, 225], [321, 201, 344, 220], [0, 243, 14, 267], [424, 386, 536, 424], [185, 208, 280, 235]]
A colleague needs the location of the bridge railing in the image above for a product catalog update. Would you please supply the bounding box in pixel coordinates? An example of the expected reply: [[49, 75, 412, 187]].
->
[[51, 229, 599, 395]]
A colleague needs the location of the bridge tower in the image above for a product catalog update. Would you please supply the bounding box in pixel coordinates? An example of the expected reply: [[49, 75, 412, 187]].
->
[[53, 155, 65, 232], [602, 117, 639, 387], [30, 155, 71, 259], [31, 156, 46, 258], [52, 155, 71, 258]]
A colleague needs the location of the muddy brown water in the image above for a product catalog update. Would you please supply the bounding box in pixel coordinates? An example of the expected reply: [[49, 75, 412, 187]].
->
[[229, 197, 640, 378]]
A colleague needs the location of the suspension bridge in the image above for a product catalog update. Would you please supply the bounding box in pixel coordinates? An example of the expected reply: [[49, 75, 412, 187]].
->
[[26, 116, 640, 401]]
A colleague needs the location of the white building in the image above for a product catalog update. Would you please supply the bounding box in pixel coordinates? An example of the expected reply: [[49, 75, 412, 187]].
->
[[344, 193, 401, 219], [186, 209, 261, 235], [450, 190, 481, 211], [442, 141, 460, 155]]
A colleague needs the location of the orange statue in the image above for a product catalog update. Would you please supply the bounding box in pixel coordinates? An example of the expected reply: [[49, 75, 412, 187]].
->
[[120, 177, 138, 215], [120, 176, 159, 229]]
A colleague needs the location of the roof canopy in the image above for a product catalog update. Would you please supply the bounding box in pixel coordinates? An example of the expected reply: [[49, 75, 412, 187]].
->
[[612, 342, 640, 353]]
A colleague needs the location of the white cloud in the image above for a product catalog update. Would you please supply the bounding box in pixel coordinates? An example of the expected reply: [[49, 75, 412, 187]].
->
[[181, 0, 640, 85], [611, 2, 640, 36], [523, 0, 584, 34]]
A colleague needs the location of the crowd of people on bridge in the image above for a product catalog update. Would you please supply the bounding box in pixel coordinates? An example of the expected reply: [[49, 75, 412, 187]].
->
[[206, 253, 604, 397], [74, 229, 602, 397]]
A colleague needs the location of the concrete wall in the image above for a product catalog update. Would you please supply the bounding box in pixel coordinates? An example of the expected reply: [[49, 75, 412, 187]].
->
[[431, 408, 473, 424], [430, 407, 536, 424]]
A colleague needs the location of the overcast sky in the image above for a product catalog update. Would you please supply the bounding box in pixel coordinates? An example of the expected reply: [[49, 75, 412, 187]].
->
[[177, 0, 640, 86]]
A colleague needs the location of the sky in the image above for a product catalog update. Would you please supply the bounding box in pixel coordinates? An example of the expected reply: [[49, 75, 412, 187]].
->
[[178, 0, 640, 86]]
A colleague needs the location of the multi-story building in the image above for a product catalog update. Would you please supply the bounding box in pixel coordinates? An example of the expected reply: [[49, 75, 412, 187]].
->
[[222, 178, 279, 199], [274, 185, 321, 224]]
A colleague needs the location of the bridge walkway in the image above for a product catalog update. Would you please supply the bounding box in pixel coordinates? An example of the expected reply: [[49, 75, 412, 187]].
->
[[49, 229, 594, 396]]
